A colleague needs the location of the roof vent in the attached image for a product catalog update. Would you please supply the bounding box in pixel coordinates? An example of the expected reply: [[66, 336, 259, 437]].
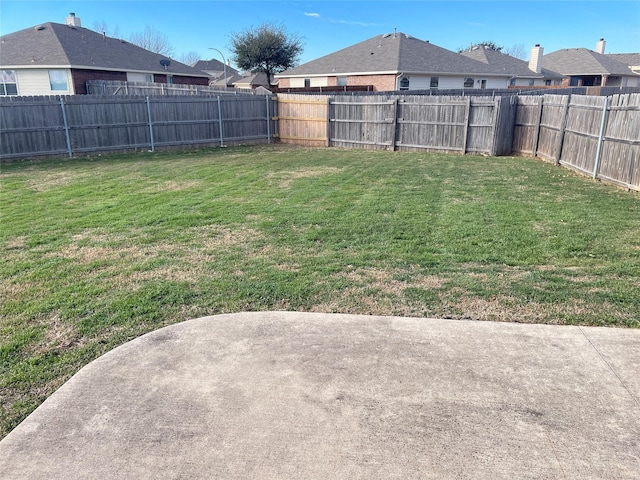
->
[[35, 25, 45, 31], [382, 33, 391, 38]]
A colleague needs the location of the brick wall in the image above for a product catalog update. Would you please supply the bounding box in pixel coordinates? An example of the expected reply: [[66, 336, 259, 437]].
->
[[347, 74, 397, 91], [153, 75, 209, 86], [71, 69, 126, 95]]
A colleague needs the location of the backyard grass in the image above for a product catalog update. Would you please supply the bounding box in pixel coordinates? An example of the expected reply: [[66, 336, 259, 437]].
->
[[1, 144, 639, 438]]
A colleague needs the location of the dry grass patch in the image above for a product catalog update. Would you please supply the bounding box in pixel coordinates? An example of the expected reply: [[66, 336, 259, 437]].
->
[[267, 166, 343, 188], [139, 180, 204, 193]]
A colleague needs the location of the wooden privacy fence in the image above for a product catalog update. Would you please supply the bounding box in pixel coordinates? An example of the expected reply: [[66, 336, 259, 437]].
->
[[0, 94, 277, 160], [276, 93, 516, 155], [513, 93, 639, 191]]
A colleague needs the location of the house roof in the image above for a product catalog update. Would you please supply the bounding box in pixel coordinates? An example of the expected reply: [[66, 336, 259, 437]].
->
[[607, 53, 640, 67], [193, 59, 240, 76], [542, 48, 638, 76], [232, 72, 270, 87], [460, 46, 562, 79], [0, 22, 209, 78], [277, 33, 513, 78]]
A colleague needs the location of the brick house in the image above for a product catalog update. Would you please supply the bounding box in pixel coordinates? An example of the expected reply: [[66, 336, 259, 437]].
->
[[0, 13, 209, 96], [542, 39, 640, 87], [276, 32, 540, 92]]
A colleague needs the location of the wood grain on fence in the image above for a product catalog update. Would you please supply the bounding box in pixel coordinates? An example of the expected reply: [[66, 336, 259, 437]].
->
[[512, 93, 639, 190], [559, 95, 607, 176], [276, 94, 328, 146], [597, 94, 640, 190], [0, 95, 276, 160]]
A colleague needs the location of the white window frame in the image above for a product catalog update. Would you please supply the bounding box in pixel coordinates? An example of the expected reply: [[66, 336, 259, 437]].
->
[[0, 70, 18, 96], [48, 70, 69, 91]]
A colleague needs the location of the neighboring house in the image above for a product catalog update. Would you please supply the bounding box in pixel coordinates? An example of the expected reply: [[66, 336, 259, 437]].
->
[[232, 72, 271, 90], [460, 45, 563, 87], [0, 13, 209, 96], [276, 32, 529, 92], [605, 53, 640, 76], [192, 58, 240, 87], [542, 39, 640, 87]]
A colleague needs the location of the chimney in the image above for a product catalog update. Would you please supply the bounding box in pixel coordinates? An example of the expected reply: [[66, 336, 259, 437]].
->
[[596, 38, 606, 54], [529, 44, 543, 73], [65, 12, 81, 27]]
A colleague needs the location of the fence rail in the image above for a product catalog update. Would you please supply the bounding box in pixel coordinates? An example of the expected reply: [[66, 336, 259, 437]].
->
[[512, 93, 639, 190], [277, 93, 517, 155], [0, 94, 278, 159]]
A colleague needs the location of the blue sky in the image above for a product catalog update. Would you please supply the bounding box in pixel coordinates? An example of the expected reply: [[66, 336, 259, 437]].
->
[[1, 0, 639, 67]]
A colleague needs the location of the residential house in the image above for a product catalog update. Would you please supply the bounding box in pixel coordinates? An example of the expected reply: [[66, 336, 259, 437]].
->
[[232, 72, 271, 90], [607, 53, 640, 76], [541, 39, 640, 87], [276, 32, 520, 92], [460, 44, 562, 87], [0, 13, 209, 96], [192, 58, 241, 87]]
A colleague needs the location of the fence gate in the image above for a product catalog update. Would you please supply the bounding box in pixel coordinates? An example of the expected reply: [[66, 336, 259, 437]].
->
[[276, 94, 328, 146], [329, 97, 397, 150]]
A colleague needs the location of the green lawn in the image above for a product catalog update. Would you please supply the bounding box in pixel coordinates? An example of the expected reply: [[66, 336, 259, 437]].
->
[[1, 145, 639, 438]]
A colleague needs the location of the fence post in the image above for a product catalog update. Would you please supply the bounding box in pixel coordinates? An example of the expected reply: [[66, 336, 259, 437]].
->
[[145, 96, 155, 152], [593, 96, 610, 179], [532, 96, 544, 157], [217, 96, 224, 146], [59, 97, 73, 158], [462, 96, 471, 154], [265, 95, 271, 144], [489, 96, 501, 156], [554, 95, 570, 165], [326, 97, 331, 147], [390, 97, 399, 151]]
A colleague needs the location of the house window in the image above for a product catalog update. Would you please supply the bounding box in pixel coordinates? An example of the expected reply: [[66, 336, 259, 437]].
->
[[48, 70, 68, 91], [304, 78, 311, 88], [528, 79, 535, 86], [430, 77, 439, 89], [545, 79, 552, 86], [0, 70, 18, 96], [167, 75, 174, 84], [463, 77, 474, 88], [510, 78, 516, 86], [337, 76, 347, 86], [399, 76, 410, 90], [480, 79, 487, 89]]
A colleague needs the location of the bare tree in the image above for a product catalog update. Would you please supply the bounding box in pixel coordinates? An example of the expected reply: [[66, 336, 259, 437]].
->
[[504, 44, 527, 60], [128, 25, 175, 57], [178, 51, 201, 66], [91, 20, 120, 38]]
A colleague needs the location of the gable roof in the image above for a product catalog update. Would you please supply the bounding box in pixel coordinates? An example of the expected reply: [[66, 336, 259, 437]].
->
[[542, 48, 637, 76], [460, 46, 562, 79], [0, 22, 208, 78], [278, 33, 513, 78]]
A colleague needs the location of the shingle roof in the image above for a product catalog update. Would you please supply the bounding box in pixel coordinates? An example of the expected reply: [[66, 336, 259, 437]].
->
[[460, 46, 562, 79], [607, 53, 640, 67], [542, 48, 637, 76], [0, 22, 209, 77], [193, 59, 240, 75], [278, 33, 514, 78]]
